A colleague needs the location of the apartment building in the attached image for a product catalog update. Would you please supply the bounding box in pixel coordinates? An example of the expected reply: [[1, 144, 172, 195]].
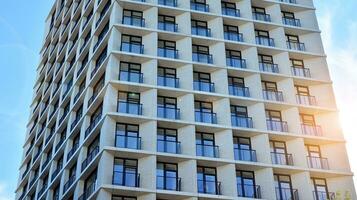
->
[[16, 0, 356, 199]]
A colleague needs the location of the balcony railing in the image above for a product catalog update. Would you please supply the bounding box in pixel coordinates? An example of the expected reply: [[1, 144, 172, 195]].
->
[[71, 115, 82, 130], [191, 2, 209, 12], [121, 42, 144, 54], [41, 156, 51, 171], [253, 12, 271, 22], [78, 180, 97, 200], [259, 62, 279, 73], [158, 22, 178, 32], [157, 76, 179, 88], [158, 48, 179, 59], [231, 114, 253, 128], [224, 32, 244, 42], [157, 176, 181, 191], [280, 0, 297, 3], [193, 81, 215, 92], [197, 180, 221, 195], [313, 191, 335, 200], [67, 143, 79, 161], [256, 36, 275, 47], [229, 85, 250, 97], [196, 144, 220, 158], [51, 165, 62, 181], [296, 94, 317, 106], [117, 101, 143, 115], [115, 135, 142, 150], [81, 146, 99, 171], [195, 111, 217, 124], [122, 16, 145, 27], [85, 113, 102, 138], [119, 71, 144, 83], [226, 57, 247, 68], [191, 27, 212, 37], [157, 139, 181, 154], [222, 7, 240, 17], [307, 156, 330, 170], [113, 171, 140, 187], [283, 17, 301, 27], [157, 106, 180, 120], [291, 66, 311, 78], [158, 0, 177, 7], [301, 124, 323, 136], [267, 119, 289, 132], [271, 152, 294, 166], [192, 53, 213, 64], [276, 187, 299, 200], [63, 175, 76, 193], [237, 183, 261, 198], [263, 90, 284, 102], [287, 41, 306, 51], [234, 148, 257, 162]]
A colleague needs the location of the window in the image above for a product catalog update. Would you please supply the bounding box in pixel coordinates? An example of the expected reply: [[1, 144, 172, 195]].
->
[[118, 91, 141, 114], [119, 62, 142, 83], [121, 34, 143, 53], [191, 0, 209, 12], [233, 137, 256, 161], [158, 39, 177, 58], [262, 81, 278, 91], [197, 166, 219, 194], [158, 15, 177, 31], [193, 71, 214, 92], [252, 7, 266, 14], [236, 170, 258, 198], [221, 1, 239, 17], [255, 30, 269, 38], [113, 158, 139, 187], [157, 96, 179, 119], [196, 132, 218, 157], [291, 59, 304, 68], [122, 10, 144, 26], [115, 123, 140, 149], [275, 174, 296, 200], [192, 44, 209, 54], [112, 196, 137, 200], [312, 178, 331, 200], [157, 162, 179, 190], [226, 49, 242, 59], [266, 110, 282, 121], [295, 85, 310, 96], [157, 128, 179, 153], [191, 19, 210, 36], [270, 141, 292, 165], [83, 169, 97, 197], [258, 54, 274, 64], [231, 105, 248, 118], [158, 67, 178, 87], [300, 114, 316, 126], [286, 34, 300, 43], [282, 11, 295, 19], [195, 101, 213, 113]]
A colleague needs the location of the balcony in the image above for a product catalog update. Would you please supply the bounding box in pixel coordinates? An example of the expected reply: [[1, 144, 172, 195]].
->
[[276, 187, 299, 200], [63, 175, 76, 193], [121, 42, 144, 54], [267, 119, 289, 132], [224, 32, 243, 42], [122, 16, 145, 27], [259, 62, 279, 73], [291, 66, 311, 78], [157, 176, 181, 191], [280, 0, 297, 4], [157, 139, 181, 154], [81, 146, 99, 171], [196, 144, 220, 158], [116, 135, 142, 150], [192, 53, 213, 64], [119, 71, 144, 83], [158, 48, 179, 59], [313, 191, 336, 200], [229, 85, 250, 97], [158, 0, 177, 7], [231, 114, 253, 128], [158, 22, 178, 32], [296, 94, 317, 106], [234, 148, 257, 162], [197, 180, 221, 195], [237, 183, 262, 198], [307, 156, 330, 170], [157, 76, 179, 88], [85, 113, 102, 138], [301, 124, 323, 136], [271, 152, 294, 166], [191, 2, 209, 12], [192, 27, 212, 37], [67, 143, 79, 161], [283, 17, 301, 27], [113, 171, 140, 187], [117, 101, 143, 115], [222, 7, 240, 17], [263, 90, 284, 102], [37, 184, 47, 198], [253, 12, 271, 22], [193, 81, 215, 92], [41, 157, 51, 171], [157, 106, 180, 120], [195, 111, 217, 124], [226, 57, 247, 68], [51, 165, 62, 181], [256, 36, 275, 47], [78, 180, 97, 200], [287, 41, 306, 51], [71, 115, 81, 130]]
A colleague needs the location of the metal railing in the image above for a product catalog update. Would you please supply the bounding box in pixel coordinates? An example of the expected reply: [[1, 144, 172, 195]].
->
[[195, 111, 217, 124], [256, 36, 275, 47], [263, 90, 284, 102], [157, 106, 180, 120], [226, 57, 247, 68], [157, 76, 179, 88], [313, 191, 336, 200], [237, 183, 262, 198], [224, 32, 244, 42], [267, 119, 289, 132], [296, 94, 317, 106], [196, 144, 220, 158], [283, 17, 301, 27], [192, 53, 213, 63], [301, 124, 323, 136], [112, 171, 140, 187], [119, 71, 144, 83], [197, 180, 222, 195], [191, 2, 209, 12], [191, 27, 212, 37], [193, 81, 215, 92], [115, 135, 142, 150], [158, 0, 177, 7], [157, 139, 181, 154], [259, 62, 279, 73], [121, 42, 144, 54], [158, 22, 178, 32], [78, 180, 97, 200], [253, 12, 271, 22], [229, 85, 250, 97], [117, 101, 143, 115], [231, 114, 253, 128], [81, 146, 99, 172], [157, 48, 179, 59], [156, 176, 181, 191], [287, 41, 306, 51], [84, 113, 102, 138], [271, 152, 294, 166], [307, 156, 330, 170], [222, 7, 240, 17], [276, 187, 299, 200], [122, 16, 145, 27], [234, 148, 257, 162], [291, 66, 311, 78]]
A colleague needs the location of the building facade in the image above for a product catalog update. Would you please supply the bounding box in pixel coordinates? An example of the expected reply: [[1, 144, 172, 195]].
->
[[16, 0, 356, 199]]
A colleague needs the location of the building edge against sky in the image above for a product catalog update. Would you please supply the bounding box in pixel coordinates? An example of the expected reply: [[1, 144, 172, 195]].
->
[[15, 0, 356, 199]]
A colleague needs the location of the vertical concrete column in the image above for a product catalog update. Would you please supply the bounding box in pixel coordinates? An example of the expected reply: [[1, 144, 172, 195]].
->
[[178, 160, 197, 193], [177, 37, 192, 61], [177, 64, 193, 90], [245, 73, 263, 99], [277, 78, 295, 104], [267, 4, 282, 24], [215, 130, 234, 160], [178, 125, 196, 156], [139, 121, 157, 152], [282, 107, 300, 134], [207, 0, 221, 14], [274, 52, 291, 75], [209, 17, 223, 39], [138, 155, 156, 190], [144, 7, 158, 30], [97, 151, 114, 186], [292, 172, 314, 200], [251, 133, 271, 164], [111, 2, 123, 25], [270, 27, 286, 49], [217, 164, 237, 196], [143, 32, 158, 57], [213, 98, 231, 126], [102, 85, 117, 114], [141, 89, 157, 118], [211, 42, 226, 67], [142, 59, 158, 85], [243, 47, 259, 71], [286, 138, 307, 168], [177, 93, 195, 122], [239, 0, 253, 19], [212, 69, 228, 95], [100, 117, 116, 147], [255, 168, 276, 200], [176, 12, 191, 35], [248, 103, 266, 130], [105, 54, 119, 81]]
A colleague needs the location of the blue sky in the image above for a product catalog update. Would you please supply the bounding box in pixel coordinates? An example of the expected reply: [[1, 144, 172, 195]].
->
[[0, 0, 356, 199]]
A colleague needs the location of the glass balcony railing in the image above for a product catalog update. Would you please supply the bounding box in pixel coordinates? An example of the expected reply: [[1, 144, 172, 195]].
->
[[256, 36, 275, 47], [222, 7, 240, 17], [253, 12, 271, 22], [231, 114, 253, 128], [195, 111, 217, 124], [113, 171, 140, 187], [259, 62, 279, 73], [291, 66, 311, 78], [81, 146, 99, 171], [78, 180, 97, 200], [121, 42, 144, 54], [307, 156, 330, 170], [283, 17, 301, 27], [226, 57, 247, 68], [63, 175, 76, 194], [237, 183, 262, 198], [157, 76, 179, 88], [158, 0, 177, 7], [116, 135, 141, 150], [271, 152, 294, 165], [193, 81, 215, 92], [119, 71, 144, 83], [67, 143, 79, 161], [301, 124, 323, 136], [313, 191, 336, 200], [157, 139, 181, 154], [229, 85, 250, 97], [197, 180, 221, 195], [267, 119, 289, 132], [158, 22, 178, 32], [85, 113, 102, 138], [191, 2, 209, 12], [157, 176, 181, 191], [279, 0, 297, 4], [224, 32, 244, 42], [296, 94, 317, 106], [117, 101, 143, 115], [122, 16, 145, 27], [234, 148, 257, 162], [158, 48, 179, 59], [191, 27, 212, 37], [287, 41, 306, 51], [196, 144, 220, 158], [192, 53, 213, 64], [263, 90, 284, 102], [276, 187, 299, 200], [157, 106, 180, 120]]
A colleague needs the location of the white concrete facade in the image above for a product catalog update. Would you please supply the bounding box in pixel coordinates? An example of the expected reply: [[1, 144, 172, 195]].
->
[[16, 0, 356, 200]]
